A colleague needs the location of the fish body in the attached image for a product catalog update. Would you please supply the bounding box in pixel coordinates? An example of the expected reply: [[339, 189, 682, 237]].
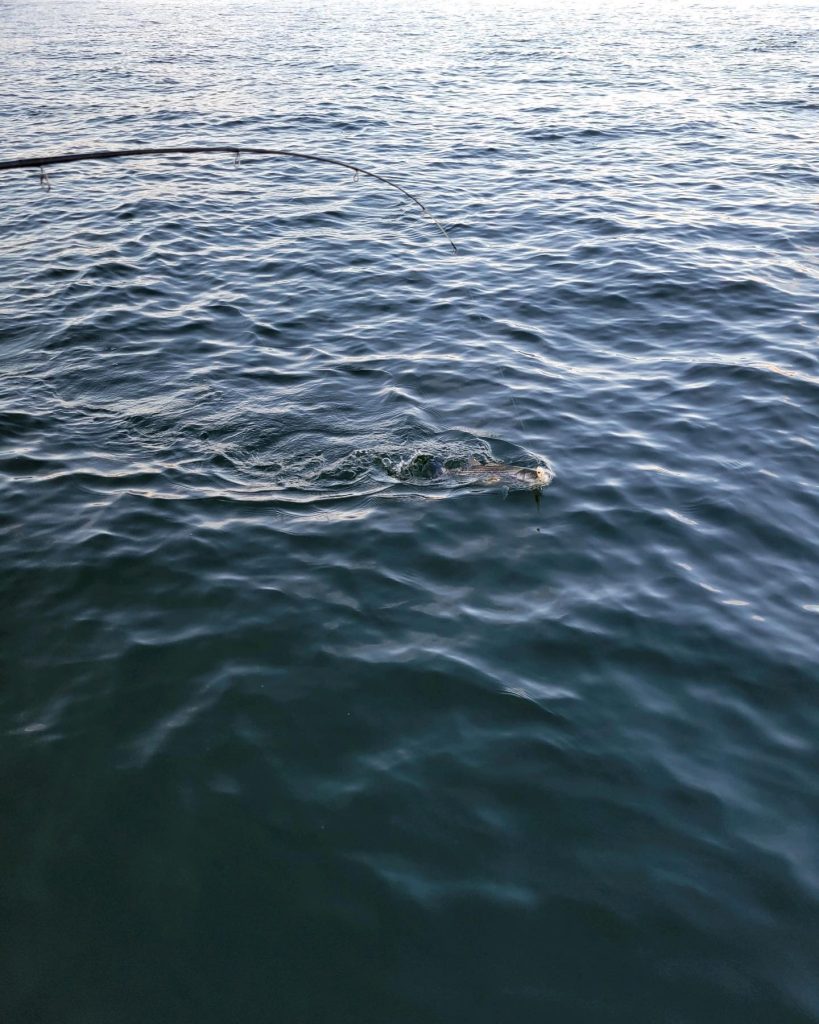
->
[[398, 454, 553, 490], [446, 461, 552, 487]]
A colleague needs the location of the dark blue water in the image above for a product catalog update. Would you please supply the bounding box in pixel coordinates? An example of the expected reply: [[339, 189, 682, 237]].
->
[[2, 1, 818, 1020]]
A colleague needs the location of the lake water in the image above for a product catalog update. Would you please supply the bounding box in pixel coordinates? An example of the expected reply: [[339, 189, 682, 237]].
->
[[1, 1, 818, 1020]]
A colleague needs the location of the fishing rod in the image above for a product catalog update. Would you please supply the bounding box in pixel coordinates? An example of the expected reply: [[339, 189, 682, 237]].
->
[[0, 145, 458, 253]]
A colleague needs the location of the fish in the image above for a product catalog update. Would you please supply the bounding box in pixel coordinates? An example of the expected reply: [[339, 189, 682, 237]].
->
[[441, 463, 554, 507], [444, 461, 552, 488], [397, 454, 553, 491]]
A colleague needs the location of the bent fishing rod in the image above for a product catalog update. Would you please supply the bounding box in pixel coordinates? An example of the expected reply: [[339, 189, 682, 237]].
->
[[0, 145, 457, 253]]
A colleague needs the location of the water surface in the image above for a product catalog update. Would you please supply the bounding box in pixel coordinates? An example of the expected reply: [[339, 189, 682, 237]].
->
[[1, 1, 818, 1021]]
